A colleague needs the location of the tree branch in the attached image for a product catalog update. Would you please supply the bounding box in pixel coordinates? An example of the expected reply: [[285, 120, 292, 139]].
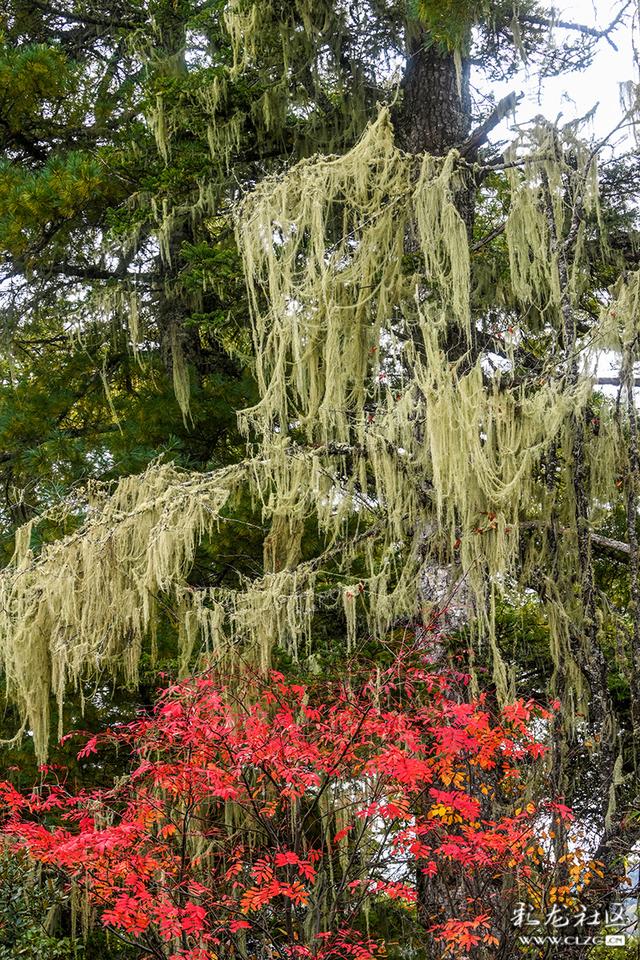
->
[[42, 262, 153, 282], [597, 376, 640, 387], [27, 0, 143, 31], [591, 533, 631, 561], [459, 92, 520, 158], [519, 3, 632, 51], [472, 222, 506, 251]]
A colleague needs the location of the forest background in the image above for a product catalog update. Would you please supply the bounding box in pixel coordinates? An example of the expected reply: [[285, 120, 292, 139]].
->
[[1, 0, 640, 958]]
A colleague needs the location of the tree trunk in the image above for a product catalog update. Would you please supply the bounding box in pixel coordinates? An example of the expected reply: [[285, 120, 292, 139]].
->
[[396, 23, 476, 942], [396, 26, 475, 236], [398, 27, 471, 154], [396, 26, 477, 638]]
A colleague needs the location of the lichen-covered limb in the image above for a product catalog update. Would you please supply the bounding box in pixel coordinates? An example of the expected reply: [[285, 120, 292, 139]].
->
[[1, 111, 638, 768]]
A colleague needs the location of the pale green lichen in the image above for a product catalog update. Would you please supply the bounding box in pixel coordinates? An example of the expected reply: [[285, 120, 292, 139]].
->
[[0, 110, 633, 758]]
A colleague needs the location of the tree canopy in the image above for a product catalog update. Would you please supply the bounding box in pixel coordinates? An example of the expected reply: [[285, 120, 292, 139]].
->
[[1, 1, 640, 958]]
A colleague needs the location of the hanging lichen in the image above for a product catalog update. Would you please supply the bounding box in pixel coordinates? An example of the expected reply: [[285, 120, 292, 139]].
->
[[0, 462, 245, 757], [503, 123, 600, 317], [223, 0, 376, 150], [236, 108, 471, 443], [0, 106, 635, 759]]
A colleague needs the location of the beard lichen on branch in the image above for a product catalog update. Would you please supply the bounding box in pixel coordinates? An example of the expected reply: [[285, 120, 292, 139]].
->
[[236, 108, 472, 444], [223, 0, 375, 148], [0, 108, 632, 757], [79, 0, 382, 424], [0, 462, 245, 757]]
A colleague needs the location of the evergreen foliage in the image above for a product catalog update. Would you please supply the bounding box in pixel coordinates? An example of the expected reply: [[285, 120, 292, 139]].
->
[[1, 0, 640, 957]]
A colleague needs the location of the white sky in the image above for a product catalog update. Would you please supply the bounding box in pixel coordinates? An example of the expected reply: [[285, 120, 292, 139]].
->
[[481, 1, 638, 386], [490, 0, 638, 145]]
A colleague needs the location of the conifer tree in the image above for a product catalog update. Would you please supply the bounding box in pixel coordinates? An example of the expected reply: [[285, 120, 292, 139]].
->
[[1, 1, 640, 956]]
